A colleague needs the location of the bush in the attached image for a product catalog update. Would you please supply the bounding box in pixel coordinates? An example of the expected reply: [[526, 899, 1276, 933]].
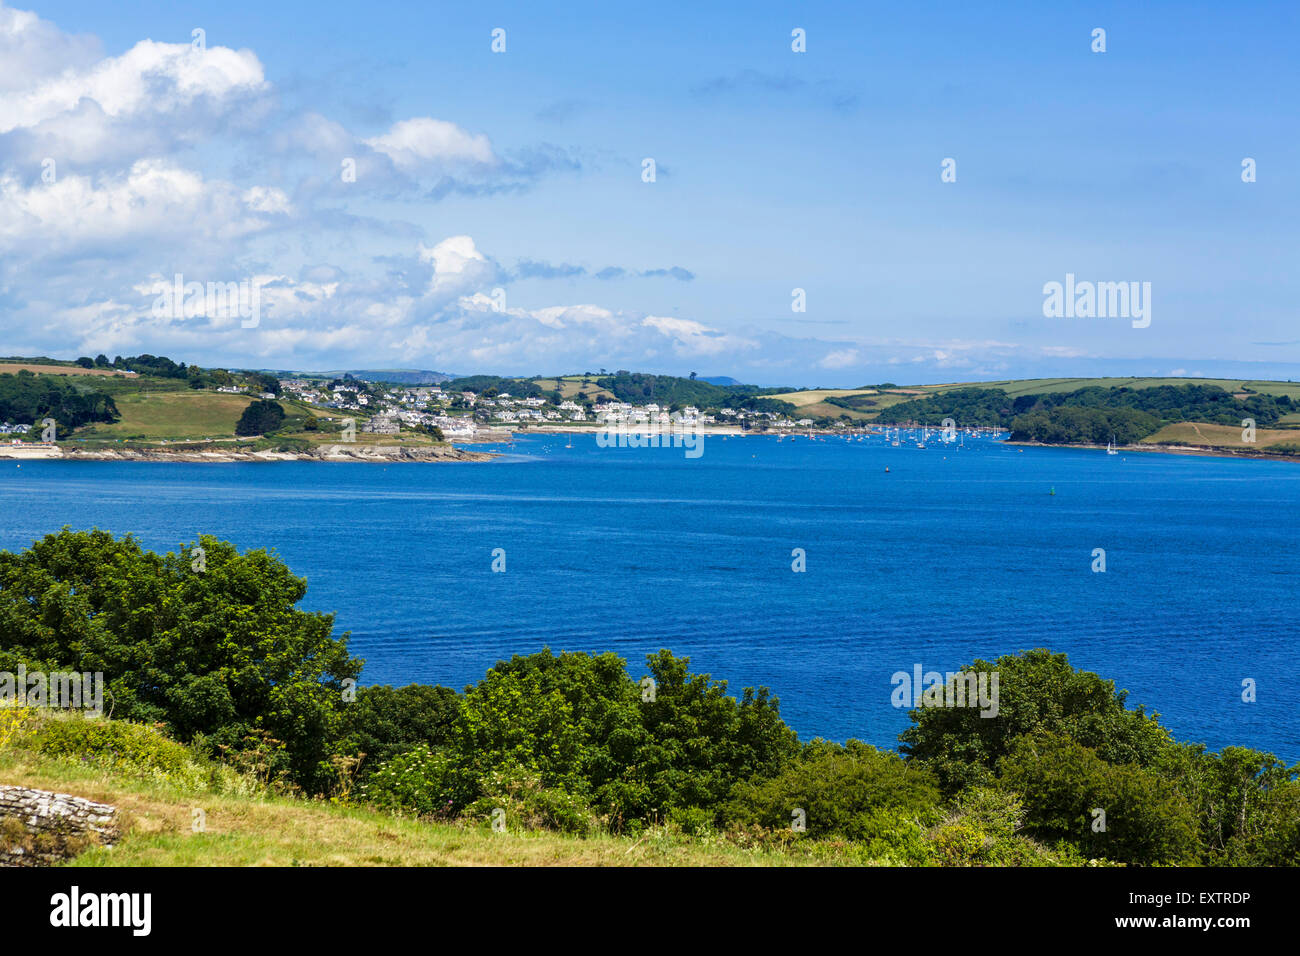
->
[[723, 740, 942, 840], [465, 765, 600, 835], [360, 746, 456, 819], [26, 713, 255, 795], [336, 684, 459, 781], [667, 805, 716, 838], [999, 733, 1200, 865]]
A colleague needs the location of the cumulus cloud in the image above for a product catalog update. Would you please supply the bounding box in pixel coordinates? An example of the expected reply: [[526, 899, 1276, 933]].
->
[[363, 117, 495, 170], [0, 9, 268, 165], [0, 2, 976, 384], [0, 159, 285, 251]]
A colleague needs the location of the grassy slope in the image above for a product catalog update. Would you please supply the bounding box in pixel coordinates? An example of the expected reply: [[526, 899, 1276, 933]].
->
[[0, 362, 123, 377], [77, 391, 256, 441], [0, 745, 857, 867], [1141, 422, 1299, 450], [531, 376, 616, 401]]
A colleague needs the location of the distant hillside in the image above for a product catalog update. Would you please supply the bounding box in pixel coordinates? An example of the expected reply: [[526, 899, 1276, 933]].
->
[[699, 375, 742, 386]]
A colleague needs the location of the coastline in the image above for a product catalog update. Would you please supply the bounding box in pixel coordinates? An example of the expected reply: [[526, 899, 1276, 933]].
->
[[0, 443, 496, 463], [1008, 440, 1300, 463]]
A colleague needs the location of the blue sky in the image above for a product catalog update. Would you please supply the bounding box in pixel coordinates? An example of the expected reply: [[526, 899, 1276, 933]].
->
[[3, 0, 1298, 385]]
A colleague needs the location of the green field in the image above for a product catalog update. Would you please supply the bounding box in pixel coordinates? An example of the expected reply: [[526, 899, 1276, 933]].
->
[[1141, 421, 1300, 451], [532, 375, 616, 401], [922, 376, 1300, 399], [76, 390, 256, 441]]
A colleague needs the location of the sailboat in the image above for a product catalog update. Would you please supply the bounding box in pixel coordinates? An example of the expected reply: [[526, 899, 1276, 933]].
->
[[1106, 436, 1118, 455]]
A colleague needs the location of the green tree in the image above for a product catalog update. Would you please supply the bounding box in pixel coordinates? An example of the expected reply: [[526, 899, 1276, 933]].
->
[[234, 399, 285, 436], [0, 530, 361, 791], [336, 684, 459, 780], [899, 649, 1173, 794]]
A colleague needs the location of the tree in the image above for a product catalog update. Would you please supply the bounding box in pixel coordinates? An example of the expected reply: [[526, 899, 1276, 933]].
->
[[234, 399, 285, 436], [336, 684, 459, 780], [75, 357, 94, 369], [899, 649, 1173, 794], [0, 530, 361, 791]]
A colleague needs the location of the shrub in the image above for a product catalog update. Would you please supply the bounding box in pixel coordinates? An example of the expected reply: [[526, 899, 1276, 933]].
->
[[360, 746, 456, 819], [999, 733, 1200, 865], [667, 805, 716, 838], [465, 765, 600, 835], [335, 683, 459, 782], [26, 712, 255, 795], [234, 399, 285, 436], [723, 739, 942, 840]]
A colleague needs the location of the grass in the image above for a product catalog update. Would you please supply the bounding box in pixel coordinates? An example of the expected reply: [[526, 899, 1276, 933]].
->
[[76, 391, 255, 441], [767, 388, 879, 407], [766, 390, 926, 421], [0, 362, 127, 377], [1141, 422, 1300, 450], [0, 736, 860, 867], [531, 376, 616, 401], [921, 377, 1300, 399]]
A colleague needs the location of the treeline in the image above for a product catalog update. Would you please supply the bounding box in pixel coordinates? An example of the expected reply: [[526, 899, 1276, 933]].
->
[[1011, 406, 1159, 444], [1, 529, 1296, 865], [444, 375, 544, 398], [595, 371, 796, 414], [875, 384, 1295, 444], [0, 371, 119, 431]]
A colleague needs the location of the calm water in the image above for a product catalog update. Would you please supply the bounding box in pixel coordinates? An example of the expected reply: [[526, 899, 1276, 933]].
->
[[1, 434, 1296, 761]]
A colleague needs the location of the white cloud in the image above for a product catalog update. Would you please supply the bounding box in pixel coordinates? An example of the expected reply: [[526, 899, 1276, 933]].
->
[[0, 159, 282, 249], [0, 21, 267, 165], [418, 235, 498, 296], [0, 3, 100, 93], [364, 117, 495, 170], [818, 348, 859, 369]]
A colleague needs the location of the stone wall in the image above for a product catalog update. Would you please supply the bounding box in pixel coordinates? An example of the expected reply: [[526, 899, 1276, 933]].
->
[[0, 785, 120, 866]]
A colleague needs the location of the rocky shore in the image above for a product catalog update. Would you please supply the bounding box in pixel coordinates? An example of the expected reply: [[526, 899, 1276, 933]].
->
[[0, 443, 495, 463]]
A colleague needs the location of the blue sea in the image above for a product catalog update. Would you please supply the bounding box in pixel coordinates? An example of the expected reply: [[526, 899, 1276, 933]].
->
[[1, 434, 1296, 761]]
